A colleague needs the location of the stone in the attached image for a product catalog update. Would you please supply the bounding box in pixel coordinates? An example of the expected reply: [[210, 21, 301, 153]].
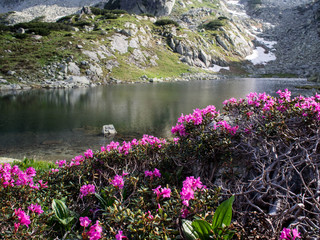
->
[[68, 62, 81, 75], [89, 64, 103, 77], [16, 27, 25, 34], [108, 34, 128, 54], [102, 124, 117, 136], [31, 35, 42, 40], [67, 76, 90, 85], [77, 45, 83, 49], [119, 0, 176, 16], [80, 6, 92, 15], [7, 70, 15, 76], [82, 50, 99, 61]]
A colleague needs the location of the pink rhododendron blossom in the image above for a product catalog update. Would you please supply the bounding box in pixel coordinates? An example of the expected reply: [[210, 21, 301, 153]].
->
[[145, 168, 161, 179], [80, 216, 92, 227], [180, 176, 205, 206], [115, 230, 127, 239], [38, 180, 48, 188], [280, 228, 301, 240], [181, 208, 189, 218], [84, 149, 94, 158], [14, 208, 31, 227], [28, 204, 44, 215], [50, 168, 59, 173], [152, 185, 162, 198], [87, 220, 103, 240], [161, 187, 171, 198], [14, 222, 20, 232], [153, 185, 171, 199], [111, 175, 124, 189], [25, 167, 36, 177], [145, 211, 154, 220], [56, 160, 67, 168], [153, 168, 161, 178], [80, 184, 96, 198]]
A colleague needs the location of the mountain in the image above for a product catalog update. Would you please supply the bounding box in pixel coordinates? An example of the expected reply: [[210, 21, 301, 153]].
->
[[242, 0, 320, 78], [0, 0, 319, 90]]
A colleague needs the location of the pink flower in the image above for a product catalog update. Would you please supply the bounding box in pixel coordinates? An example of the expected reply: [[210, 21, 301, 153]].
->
[[161, 187, 171, 198], [87, 220, 102, 240], [115, 230, 127, 239], [56, 160, 67, 168], [181, 208, 189, 218], [145, 210, 154, 220], [50, 168, 59, 173], [280, 228, 301, 240], [38, 180, 48, 188], [14, 222, 20, 232], [80, 184, 95, 198], [14, 208, 31, 228], [152, 185, 162, 198], [28, 204, 44, 215], [84, 149, 94, 159], [153, 168, 161, 178], [111, 175, 124, 189], [25, 167, 36, 177], [79, 216, 91, 228], [144, 170, 153, 178]]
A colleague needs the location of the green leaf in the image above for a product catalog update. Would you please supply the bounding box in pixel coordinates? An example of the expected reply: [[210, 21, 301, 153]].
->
[[52, 199, 70, 221], [212, 195, 235, 233], [191, 220, 212, 239], [181, 220, 199, 240]]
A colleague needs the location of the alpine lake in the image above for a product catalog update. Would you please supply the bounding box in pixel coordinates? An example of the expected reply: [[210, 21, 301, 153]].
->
[[0, 77, 317, 162]]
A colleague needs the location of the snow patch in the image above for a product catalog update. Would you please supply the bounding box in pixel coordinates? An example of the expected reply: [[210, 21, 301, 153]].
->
[[245, 47, 276, 65], [209, 65, 230, 72], [227, 0, 241, 5]]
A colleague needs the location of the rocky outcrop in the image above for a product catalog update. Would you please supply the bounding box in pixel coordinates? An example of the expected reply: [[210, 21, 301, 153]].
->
[[118, 0, 175, 16], [242, 0, 320, 77]]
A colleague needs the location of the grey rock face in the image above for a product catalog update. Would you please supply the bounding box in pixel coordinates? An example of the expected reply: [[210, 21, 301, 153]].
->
[[118, 0, 175, 16]]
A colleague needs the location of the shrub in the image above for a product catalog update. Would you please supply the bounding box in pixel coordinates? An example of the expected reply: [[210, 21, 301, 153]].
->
[[154, 19, 180, 27], [204, 19, 226, 30], [13, 33, 28, 39], [140, 13, 155, 18]]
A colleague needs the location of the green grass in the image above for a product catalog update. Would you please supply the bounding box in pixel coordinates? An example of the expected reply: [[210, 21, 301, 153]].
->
[[12, 158, 56, 171], [111, 49, 194, 81]]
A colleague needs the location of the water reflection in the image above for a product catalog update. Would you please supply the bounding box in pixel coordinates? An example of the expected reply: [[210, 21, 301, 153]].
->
[[0, 78, 315, 161]]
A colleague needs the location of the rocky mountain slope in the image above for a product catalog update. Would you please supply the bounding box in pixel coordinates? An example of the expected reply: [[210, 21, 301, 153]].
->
[[242, 0, 320, 78], [0, 0, 257, 90], [0, 0, 319, 90]]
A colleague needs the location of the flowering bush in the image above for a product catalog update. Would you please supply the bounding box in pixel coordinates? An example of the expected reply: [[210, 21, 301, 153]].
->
[[1, 90, 319, 239]]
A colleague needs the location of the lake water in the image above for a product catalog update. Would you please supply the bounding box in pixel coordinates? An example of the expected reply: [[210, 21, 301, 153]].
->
[[0, 77, 316, 161]]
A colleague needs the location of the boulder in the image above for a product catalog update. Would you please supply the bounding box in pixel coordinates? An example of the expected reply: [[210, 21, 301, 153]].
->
[[68, 62, 81, 75], [67, 76, 90, 85], [102, 124, 117, 136], [118, 0, 176, 16]]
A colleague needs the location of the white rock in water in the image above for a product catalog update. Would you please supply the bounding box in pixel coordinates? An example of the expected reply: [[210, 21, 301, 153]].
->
[[102, 125, 117, 136]]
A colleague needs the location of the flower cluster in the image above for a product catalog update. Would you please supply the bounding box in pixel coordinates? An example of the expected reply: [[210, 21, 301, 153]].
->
[[80, 184, 95, 199], [0, 163, 47, 190], [171, 105, 221, 137], [279, 228, 301, 240], [110, 172, 128, 190], [14, 208, 31, 229], [101, 135, 168, 155], [115, 230, 127, 240], [180, 176, 205, 207], [28, 204, 44, 215], [144, 168, 161, 179], [152, 185, 171, 199], [84, 149, 93, 159], [79, 217, 103, 240]]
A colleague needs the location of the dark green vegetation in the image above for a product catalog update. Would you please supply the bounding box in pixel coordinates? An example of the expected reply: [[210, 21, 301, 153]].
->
[[154, 19, 180, 27]]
